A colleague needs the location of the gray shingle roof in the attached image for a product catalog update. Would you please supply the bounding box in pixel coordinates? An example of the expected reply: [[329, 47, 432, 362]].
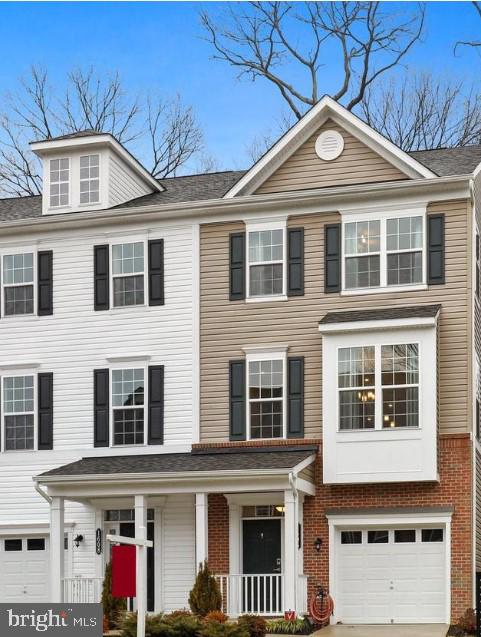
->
[[409, 145, 481, 176], [38, 445, 318, 479], [319, 304, 441, 325]]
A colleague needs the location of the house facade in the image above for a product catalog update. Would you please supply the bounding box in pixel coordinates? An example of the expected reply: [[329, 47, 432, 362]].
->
[[1, 96, 479, 626]]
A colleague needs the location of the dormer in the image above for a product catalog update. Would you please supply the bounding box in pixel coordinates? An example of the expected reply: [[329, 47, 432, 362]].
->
[[30, 130, 163, 215]]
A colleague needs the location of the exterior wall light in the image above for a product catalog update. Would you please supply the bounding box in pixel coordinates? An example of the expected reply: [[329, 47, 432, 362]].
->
[[314, 537, 322, 552], [74, 534, 84, 548]]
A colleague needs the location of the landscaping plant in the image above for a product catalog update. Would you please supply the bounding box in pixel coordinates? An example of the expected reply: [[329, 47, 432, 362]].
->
[[188, 561, 222, 617], [198, 620, 249, 637], [101, 561, 127, 630], [265, 618, 312, 635], [205, 611, 229, 624], [237, 615, 267, 637]]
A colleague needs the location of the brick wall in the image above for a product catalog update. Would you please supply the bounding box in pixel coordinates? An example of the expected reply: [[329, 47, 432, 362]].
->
[[206, 434, 473, 622]]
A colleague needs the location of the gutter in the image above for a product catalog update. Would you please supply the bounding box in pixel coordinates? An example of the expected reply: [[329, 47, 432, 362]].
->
[[34, 480, 52, 504]]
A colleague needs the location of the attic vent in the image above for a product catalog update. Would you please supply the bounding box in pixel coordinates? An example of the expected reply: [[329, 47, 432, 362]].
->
[[315, 130, 344, 161]]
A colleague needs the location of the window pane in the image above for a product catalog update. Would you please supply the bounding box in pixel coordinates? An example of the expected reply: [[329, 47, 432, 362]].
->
[[5, 539, 22, 551], [249, 359, 283, 399], [344, 221, 380, 255], [387, 252, 422, 286], [338, 346, 375, 388], [421, 529, 443, 542], [249, 230, 283, 263], [394, 529, 416, 543], [3, 376, 34, 413], [27, 538, 45, 551], [112, 369, 144, 407], [368, 530, 389, 544], [4, 285, 34, 315], [249, 264, 283, 296], [112, 242, 144, 275], [345, 255, 380, 289], [339, 390, 375, 430], [382, 387, 419, 428], [50, 158, 69, 207], [341, 531, 362, 544], [113, 408, 144, 445], [113, 275, 144, 307], [381, 344, 419, 386], [5, 414, 34, 450], [3, 253, 34, 285], [250, 400, 283, 439], [387, 216, 423, 251]]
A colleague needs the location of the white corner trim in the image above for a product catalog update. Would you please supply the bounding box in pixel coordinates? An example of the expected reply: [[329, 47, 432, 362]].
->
[[319, 316, 438, 334], [0, 362, 41, 370], [242, 344, 289, 356], [192, 222, 201, 445], [105, 354, 152, 363]]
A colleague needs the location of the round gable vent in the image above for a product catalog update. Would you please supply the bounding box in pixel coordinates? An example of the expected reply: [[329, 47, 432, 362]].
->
[[315, 130, 344, 161]]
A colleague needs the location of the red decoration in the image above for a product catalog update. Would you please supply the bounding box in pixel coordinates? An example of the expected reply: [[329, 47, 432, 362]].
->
[[111, 545, 136, 598], [284, 611, 296, 621]]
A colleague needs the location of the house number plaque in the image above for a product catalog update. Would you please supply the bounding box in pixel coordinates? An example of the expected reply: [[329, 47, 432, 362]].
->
[[96, 528, 102, 555]]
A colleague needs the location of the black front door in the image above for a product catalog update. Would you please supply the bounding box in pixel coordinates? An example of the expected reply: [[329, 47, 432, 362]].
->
[[119, 521, 155, 612], [242, 519, 282, 613]]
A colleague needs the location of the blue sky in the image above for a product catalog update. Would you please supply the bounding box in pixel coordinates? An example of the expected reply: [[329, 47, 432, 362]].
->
[[0, 1, 480, 172]]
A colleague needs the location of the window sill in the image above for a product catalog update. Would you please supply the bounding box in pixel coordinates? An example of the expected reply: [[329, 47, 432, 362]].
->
[[341, 284, 427, 296], [246, 294, 288, 304]]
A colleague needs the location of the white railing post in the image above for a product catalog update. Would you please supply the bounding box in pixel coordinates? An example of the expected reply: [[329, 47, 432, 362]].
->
[[284, 489, 297, 614]]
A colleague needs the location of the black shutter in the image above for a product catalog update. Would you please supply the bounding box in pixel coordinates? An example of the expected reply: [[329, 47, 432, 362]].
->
[[94, 369, 109, 447], [287, 357, 304, 438], [428, 214, 445, 285], [94, 245, 109, 310], [229, 233, 246, 301], [148, 365, 164, 445], [287, 228, 304, 296], [324, 223, 341, 293], [38, 372, 53, 450], [37, 251, 53, 316], [229, 360, 246, 441], [148, 239, 164, 306]]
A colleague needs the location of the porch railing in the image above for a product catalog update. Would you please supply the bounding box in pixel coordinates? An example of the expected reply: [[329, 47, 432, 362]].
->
[[216, 574, 284, 617], [63, 577, 103, 603]]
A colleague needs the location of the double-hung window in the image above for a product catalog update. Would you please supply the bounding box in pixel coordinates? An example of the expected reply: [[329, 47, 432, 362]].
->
[[3, 375, 34, 450], [112, 242, 145, 307], [80, 155, 100, 204], [248, 358, 284, 439], [112, 368, 145, 445], [247, 228, 285, 298], [343, 211, 425, 291], [338, 342, 419, 431], [49, 158, 69, 208], [2, 252, 34, 315]]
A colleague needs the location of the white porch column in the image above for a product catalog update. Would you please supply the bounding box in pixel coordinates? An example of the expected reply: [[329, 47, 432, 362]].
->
[[284, 489, 298, 614], [228, 502, 241, 617], [50, 496, 65, 602], [195, 493, 208, 568], [135, 495, 147, 637]]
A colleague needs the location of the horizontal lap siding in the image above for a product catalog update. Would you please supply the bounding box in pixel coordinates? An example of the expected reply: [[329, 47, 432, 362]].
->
[[200, 199, 471, 442], [255, 119, 408, 194]]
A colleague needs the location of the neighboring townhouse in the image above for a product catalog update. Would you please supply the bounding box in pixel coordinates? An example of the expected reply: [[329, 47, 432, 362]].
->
[[7, 94, 481, 627]]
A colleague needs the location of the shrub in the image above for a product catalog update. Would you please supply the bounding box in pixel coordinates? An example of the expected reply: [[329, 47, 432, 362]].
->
[[238, 615, 267, 637], [266, 618, 311, 635], [121, 611, 202, 637], [120, 612, 165, 637], [188, 561, 222, 617], [199, 621, 249, 637], [101, 561, 127, 629], [205, 611, 229, 624], [456, 608, 476, 635]]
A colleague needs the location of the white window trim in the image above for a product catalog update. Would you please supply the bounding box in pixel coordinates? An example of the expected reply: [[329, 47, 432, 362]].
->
[[109, 363, 148, 448], [341, 206, 427, 295], [79, 154, 100, 206], [109, 238, 148, 310], [49, 157, 70, 210], [0, 248, 37, 318], [1, 372, 37, 453], [245, 218, 288, 302], [245, 348, 287, 441], [337, 341, 421, 432]]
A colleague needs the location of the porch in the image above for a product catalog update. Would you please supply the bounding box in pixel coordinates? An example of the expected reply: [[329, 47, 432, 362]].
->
[[35, 445, 317, 616]]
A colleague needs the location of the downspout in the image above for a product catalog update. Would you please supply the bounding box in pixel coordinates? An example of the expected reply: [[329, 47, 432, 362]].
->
[[33, 479, 52, 504]]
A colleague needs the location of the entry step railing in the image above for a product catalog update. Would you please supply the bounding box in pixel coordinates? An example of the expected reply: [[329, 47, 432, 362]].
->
[[63, 577, 103, 603], [216, 574, 284, 616]]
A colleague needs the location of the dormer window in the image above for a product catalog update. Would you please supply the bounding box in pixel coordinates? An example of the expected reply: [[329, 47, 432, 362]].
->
[[80, 154, 100, 204], [49, 158, 69, 208]]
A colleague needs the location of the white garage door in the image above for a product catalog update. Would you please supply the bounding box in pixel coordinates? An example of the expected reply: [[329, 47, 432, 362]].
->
[[336, 526, 446, 624], [0, 536, 50, 602]]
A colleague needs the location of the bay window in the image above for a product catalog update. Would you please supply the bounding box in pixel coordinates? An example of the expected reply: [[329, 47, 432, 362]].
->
[[343, 211, 425, 291], [112, 368, 145, 445]]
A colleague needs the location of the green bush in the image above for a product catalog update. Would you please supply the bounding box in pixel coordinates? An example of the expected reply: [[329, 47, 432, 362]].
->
[[199, 620, 249, 637], [101, 561, 127, 629], [120, 612, 165, 637], [205, 611, 229, 624], [188, 561, 222, 617], [237, 615, 267, 637], [266, 618, 311, 635], [120, 611, 202, 637]]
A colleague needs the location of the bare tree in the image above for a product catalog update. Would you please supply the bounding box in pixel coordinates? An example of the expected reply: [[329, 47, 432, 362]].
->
[[456, 1, 481, 51], [200, 2, 425, 119], [360, 73, 481, 151], [0, 66, 205, 197]]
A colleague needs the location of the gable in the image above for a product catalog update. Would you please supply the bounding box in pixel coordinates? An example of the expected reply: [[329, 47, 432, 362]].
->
[[255, 119, 409, 195]]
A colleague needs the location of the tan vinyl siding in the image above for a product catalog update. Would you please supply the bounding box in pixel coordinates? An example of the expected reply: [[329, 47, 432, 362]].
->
[[477, 448, 481, 570], [200, 199, 471, 443], [298, 463, 315, 484], [255, 119, 408, 195]]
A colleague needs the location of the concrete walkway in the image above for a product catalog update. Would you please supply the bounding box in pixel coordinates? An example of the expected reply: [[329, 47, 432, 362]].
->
[[318, 625, 449, 637]]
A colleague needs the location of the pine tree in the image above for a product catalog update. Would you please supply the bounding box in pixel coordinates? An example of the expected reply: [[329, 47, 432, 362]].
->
[[101, 561, 127, 629], [188, 561, 222, 617]]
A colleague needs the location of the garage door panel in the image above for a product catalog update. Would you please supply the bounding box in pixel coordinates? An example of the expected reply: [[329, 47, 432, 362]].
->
[[0, 536, 49, 603]]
